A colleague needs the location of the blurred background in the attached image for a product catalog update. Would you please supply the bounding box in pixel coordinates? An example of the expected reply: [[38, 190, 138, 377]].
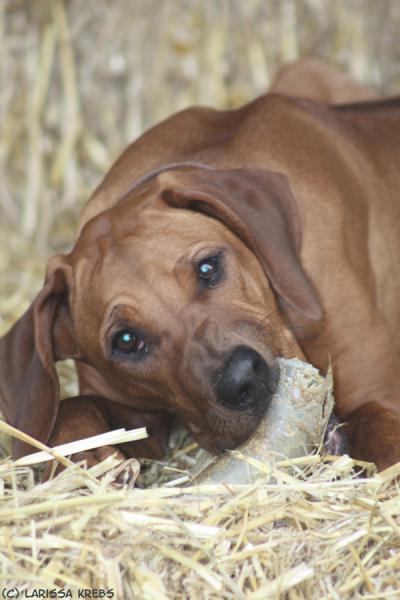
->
[[1, 0, 400, 336]]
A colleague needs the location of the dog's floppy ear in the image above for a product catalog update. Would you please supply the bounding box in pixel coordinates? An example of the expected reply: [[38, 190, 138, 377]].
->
[[0, 255, 77, 458], [160, 168, 322, 321]]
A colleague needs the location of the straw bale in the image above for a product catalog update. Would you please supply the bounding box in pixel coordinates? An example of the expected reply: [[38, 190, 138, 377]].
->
[[1, 1, 400, 597]]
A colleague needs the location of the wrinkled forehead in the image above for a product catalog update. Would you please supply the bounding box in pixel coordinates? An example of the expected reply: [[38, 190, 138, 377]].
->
[[69, 203, 236, 314], [77, 203, 234, 262]]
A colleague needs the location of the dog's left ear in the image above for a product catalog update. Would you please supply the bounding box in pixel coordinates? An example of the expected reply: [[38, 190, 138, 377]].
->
[[160, 168, 322, 321], [0, 255, 78, 458]]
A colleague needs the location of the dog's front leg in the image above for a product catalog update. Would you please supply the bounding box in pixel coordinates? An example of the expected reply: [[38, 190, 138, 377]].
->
[[43, 395, 172, 482], [346, 402, 400, 471], [44, 395, 130, 479]]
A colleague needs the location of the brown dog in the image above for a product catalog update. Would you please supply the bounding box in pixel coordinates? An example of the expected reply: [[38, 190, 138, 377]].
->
[[1, 61, 400, 471]]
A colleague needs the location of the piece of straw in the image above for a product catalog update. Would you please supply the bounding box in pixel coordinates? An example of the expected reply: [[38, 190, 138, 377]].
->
[[14, 427, 148, 467]]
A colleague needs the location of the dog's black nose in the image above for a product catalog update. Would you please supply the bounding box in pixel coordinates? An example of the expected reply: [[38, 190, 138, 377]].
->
[[216, 346, 274, 411]]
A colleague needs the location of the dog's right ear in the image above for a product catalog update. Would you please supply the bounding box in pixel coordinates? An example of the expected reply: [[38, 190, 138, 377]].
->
[[0, 255, 78, 458]]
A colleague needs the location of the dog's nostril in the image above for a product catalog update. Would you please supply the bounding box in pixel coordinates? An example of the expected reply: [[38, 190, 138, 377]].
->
[[253, 359, 263, 374], [239, 383, 251, 401], [238, 382, 258, 408]]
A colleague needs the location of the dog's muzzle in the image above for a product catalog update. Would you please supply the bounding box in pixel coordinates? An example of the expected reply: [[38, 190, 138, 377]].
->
[[215, 346, 276, 412]]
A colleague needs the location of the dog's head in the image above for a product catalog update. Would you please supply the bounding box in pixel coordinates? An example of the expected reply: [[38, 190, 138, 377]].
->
[[0, 167, 322, 457]]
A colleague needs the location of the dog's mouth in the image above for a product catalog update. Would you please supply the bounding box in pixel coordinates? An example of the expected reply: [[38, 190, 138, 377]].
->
[[188, 416, 264, 455], [186, 349, 280, 455]]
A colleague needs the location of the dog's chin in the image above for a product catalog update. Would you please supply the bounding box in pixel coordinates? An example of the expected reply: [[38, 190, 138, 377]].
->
[[186, 385, 273, 455], [188, 423, 257, 456]]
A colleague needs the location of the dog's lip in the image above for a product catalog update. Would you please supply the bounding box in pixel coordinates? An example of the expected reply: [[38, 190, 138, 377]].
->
[[189, 425, 256, 455], [187, 417, 259, 455], [188, 426, 222, 455], [185, 420, 225, 453]]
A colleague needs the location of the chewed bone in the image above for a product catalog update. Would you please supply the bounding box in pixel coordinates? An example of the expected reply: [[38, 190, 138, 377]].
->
[[192, 358, 342, 484]]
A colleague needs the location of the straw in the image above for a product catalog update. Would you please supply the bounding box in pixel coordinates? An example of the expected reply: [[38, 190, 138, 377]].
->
[[14, 427, 148, 467]]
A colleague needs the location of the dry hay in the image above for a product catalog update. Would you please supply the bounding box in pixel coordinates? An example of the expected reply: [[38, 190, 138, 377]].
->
[[1, 448, 400, 598], [1, 1, 400, 598]]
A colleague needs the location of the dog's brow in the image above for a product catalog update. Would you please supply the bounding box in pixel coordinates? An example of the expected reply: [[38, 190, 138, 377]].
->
[[105, 303, 135, 328]]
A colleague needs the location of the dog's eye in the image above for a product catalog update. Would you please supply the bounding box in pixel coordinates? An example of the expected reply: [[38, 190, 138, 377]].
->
[[198, 256, 220, 281], [112, 329, 146, 354]]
